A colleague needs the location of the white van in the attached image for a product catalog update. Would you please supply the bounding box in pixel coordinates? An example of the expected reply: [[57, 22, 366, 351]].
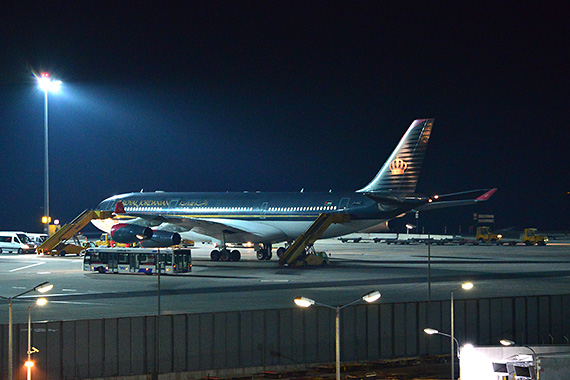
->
[[0, 232, 37, 254], [27, 233, 48, 245]]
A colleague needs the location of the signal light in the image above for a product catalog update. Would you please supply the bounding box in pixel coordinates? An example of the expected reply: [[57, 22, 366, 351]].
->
[[24, 360, 34, 368]]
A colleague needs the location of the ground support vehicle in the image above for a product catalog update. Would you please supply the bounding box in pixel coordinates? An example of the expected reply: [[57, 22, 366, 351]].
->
[[37, 209, 113, 255], [284, 246, 330, 267], [498, 228, 548, 246], [95, 232, 136, 248], [83, 247, 192, 274], [475, 226, 502, 244], [278, 213, 347, 267]]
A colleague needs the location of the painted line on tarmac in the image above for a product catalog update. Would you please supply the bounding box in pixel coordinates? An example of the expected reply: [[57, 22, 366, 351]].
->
[[49, 300, 111, 306], [10, 262, 45, 272]]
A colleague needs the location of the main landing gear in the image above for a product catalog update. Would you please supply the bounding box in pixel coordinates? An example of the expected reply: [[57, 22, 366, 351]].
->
[[209, 242, 286, 262], [210, 248, 241, 262], [256, 243, 272, 260], [256, 243, 289, 261]]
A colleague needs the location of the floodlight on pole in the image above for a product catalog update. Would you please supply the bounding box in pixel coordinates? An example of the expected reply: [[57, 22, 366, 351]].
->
[[36, 72, 62, 235], [294, 291, 381, 380]]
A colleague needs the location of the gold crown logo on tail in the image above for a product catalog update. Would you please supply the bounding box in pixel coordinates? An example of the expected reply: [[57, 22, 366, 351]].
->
[[389, 157, 408, 175]]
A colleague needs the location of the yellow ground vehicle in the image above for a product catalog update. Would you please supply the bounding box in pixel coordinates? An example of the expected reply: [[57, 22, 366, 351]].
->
[[475, 226, 502, 244], [51, 239, 94, 256], [95, 233, 136, 248], [500, 228, 548, 246], [521, 228, 548, 245], [37, 210, 113, 255]]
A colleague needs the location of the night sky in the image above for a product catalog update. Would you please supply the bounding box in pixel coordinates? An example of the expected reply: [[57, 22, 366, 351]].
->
[[1, 1, 568, 234]]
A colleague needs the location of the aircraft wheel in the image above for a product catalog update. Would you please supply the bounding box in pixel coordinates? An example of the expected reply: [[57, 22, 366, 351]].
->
[[256, 249, 267, 260], [276, 247, 286, 258], [210, 249, 221, 261], [220, 249, 230, 261], [18, 248, 24, 254], [97, 267, 105, 274], [230, 250, 241, 262]]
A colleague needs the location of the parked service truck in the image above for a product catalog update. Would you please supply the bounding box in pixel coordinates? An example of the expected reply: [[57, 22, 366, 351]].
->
[[499, 228, 548, 246]]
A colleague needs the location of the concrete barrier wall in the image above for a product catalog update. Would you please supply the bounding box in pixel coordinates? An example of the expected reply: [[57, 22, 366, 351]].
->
[[2, 294, 570, 379]]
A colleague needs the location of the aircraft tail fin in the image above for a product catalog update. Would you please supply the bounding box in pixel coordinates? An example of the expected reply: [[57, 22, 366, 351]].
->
[[357, 118, 434, 194]]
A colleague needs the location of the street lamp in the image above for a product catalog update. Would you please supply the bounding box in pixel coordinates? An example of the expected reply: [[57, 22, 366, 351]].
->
[[500, 339, 539, 380], [424, 328, 461, 357], [0, 281, 53, 380], [37, 72, 62, 235], [448, 282, 473, 380], [26, 298, 48, 380], [294, 290, 381, 380]]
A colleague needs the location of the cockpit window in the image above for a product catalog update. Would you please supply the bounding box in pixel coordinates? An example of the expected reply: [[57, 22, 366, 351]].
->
[[98, 200, 115, 211]]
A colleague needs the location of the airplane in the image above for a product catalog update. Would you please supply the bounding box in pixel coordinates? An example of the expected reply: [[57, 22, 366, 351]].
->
[[91, 118, 496, 262]]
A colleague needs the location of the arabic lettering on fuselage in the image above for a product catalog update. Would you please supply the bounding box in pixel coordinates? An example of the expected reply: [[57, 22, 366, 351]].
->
[[122, 199, 209, 207], [179, 200, 208, 207]]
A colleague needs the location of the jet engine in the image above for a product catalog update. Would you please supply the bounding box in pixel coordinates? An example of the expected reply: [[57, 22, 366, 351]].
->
[[110, 224, 153, 244], [140, 230, 182, 248]]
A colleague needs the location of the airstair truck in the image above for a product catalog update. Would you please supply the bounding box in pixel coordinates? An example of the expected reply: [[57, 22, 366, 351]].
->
[[37, 210, 113, 255]]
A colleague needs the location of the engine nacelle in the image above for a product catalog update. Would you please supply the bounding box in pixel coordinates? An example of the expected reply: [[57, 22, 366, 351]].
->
[[110, 224, 153, 244], [140, 230, 182, 248]]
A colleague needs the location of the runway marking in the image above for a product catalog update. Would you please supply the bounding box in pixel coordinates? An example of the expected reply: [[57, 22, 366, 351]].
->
[[260, 279, 290, 283], [10, 262, 45, 272], [37, 271, 51, 274], [49, 300, 110, 306], [62, 289, 77, 292]]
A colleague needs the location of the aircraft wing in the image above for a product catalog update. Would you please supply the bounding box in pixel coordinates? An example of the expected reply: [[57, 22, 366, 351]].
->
[[416, 188, 497, 211]]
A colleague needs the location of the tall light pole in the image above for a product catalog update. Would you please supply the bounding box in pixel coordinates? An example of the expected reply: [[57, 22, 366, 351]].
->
[[450, 282, 473, 380], [37, 73, 62, 235], [26, 298, 48, 380], [294, 290, 381, 380], [500, 339, 539, 380], [0, 281, 53, 380]]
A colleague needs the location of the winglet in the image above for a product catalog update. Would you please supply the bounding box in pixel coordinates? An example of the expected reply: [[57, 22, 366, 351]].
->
[[114, 201, 126, 214], [476, 188, 498, 201]]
